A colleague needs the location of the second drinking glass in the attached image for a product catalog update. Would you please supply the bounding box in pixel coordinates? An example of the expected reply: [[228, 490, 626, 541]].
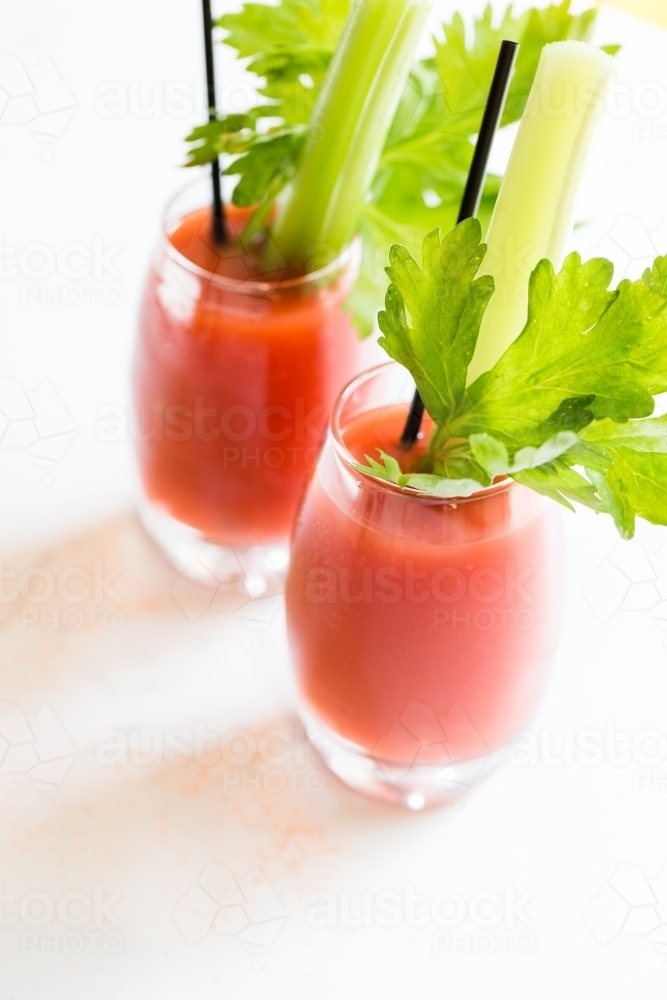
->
[[286, 364, 565, 809]]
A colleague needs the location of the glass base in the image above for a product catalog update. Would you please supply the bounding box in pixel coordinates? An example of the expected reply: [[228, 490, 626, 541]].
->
[[300, 708, 503, 811], [138, 496, 289, 591]]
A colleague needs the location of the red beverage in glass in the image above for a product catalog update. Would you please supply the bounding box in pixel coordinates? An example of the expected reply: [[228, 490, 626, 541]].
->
[[133, 178, 363, 581], [286, 364, 564, 808]]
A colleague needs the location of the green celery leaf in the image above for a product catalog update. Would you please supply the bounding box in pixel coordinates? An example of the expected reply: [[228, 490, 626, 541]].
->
[[353, 451, 404, 485], [459, 254, 667, 447], [469, 430, 580, 478], [354, 449, 487, 499], [372, 236, 667, 534], [185, 0, 348, 218], [372, 228, 667, 533], [403, 474, 487, 498], [586, 468, 634, 538], [427, 441, 491, 485], [432, 3, 597, 141], [581, 415, 667, 537], [218, 0, 348, 61], [582, 415, 667, 453], [184, 114, 263, 165], [218, 0, 348, 127], [226, 130, 305, 207], [538, 394, 597, 434], [642, 255, 667, 298], [513, 461, 605, 514], [378, 220, 494, 425], [589, 454, 667, 539]]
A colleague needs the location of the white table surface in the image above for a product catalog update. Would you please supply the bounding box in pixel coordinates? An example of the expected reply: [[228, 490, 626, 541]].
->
[[2, 1, 667, 997]]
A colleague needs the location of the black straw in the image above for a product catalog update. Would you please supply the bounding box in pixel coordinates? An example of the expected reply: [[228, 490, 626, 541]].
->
[[400, 39, 519, 449], [202, 0, 226, 244]]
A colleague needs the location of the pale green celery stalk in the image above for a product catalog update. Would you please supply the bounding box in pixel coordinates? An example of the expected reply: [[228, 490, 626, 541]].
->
[[267, 0, 434, 269], [467, 41, 615, 383]]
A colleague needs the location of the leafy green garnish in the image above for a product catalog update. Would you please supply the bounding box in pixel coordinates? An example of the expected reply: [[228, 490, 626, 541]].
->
[[378, 225, 494, 425], [469, 431, 581, 478], [187, 0, 348, 231], [581, 417, 667, 537], [353, 450, 489, 499], [186, 0, 605, 334], [357, 219, 667, 538]]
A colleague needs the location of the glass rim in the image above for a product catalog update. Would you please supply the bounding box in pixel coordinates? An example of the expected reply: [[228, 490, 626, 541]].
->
[[160, 174, 361, 295], [331, 361, 514, 505]]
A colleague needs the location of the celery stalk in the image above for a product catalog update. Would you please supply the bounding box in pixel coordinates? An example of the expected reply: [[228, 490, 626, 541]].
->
[[467, 41, 615, 383], [268, 0, 433, 269]]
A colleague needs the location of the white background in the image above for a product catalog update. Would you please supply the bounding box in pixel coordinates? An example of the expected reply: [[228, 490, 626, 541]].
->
[[2, 1, 667, 997]]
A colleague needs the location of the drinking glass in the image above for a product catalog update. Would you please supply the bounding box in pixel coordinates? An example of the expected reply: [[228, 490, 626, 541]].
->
[[134, 175, 362, 586], [286, 363, 565, 809]]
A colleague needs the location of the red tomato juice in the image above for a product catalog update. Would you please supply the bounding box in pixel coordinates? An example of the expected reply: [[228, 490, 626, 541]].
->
[[134, 205, 362, 546], [286, 404, 563, 764]]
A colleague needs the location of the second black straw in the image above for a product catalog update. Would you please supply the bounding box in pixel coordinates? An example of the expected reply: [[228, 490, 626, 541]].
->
[[400, 39, 519, 449]]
